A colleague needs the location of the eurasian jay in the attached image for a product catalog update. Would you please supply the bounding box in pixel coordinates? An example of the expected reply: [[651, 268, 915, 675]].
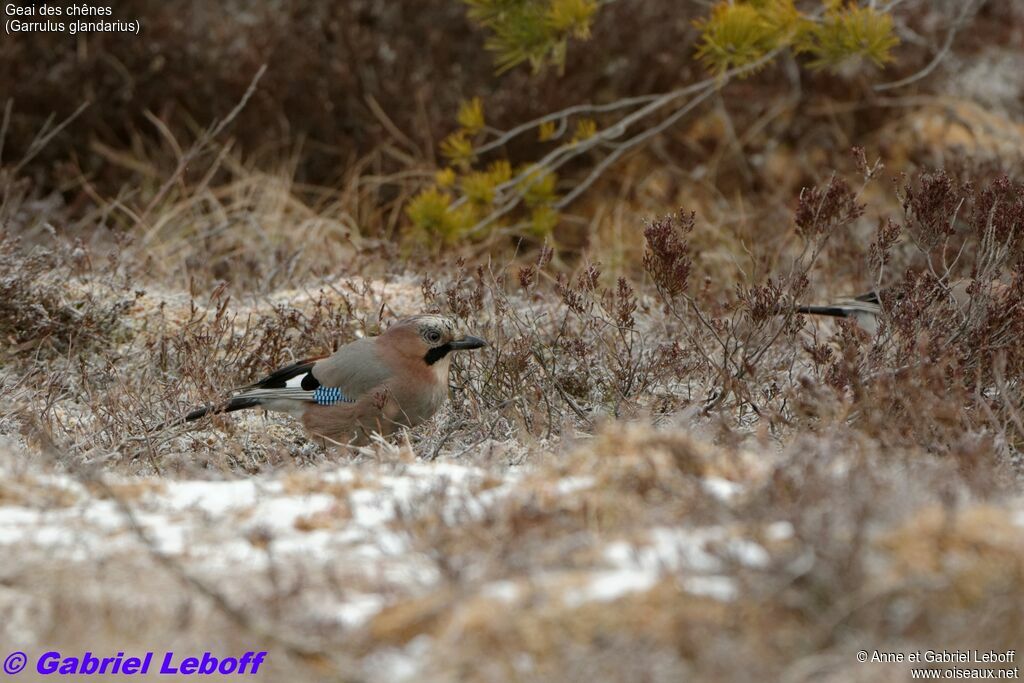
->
[[797, 291, 884, 335], [797, 280, 1011, 335], [170, 315, 487, 446]]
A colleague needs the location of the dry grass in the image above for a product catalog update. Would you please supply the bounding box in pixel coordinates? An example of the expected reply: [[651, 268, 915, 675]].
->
[[3, 2, 1024, 680], [4, 155, 1024, 678]]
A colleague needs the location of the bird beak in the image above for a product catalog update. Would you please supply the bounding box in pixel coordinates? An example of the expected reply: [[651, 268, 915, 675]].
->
[[449, 335, 487, 351]]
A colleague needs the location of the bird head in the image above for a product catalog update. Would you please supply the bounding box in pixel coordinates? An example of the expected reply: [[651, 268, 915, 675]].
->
[[386, 315, 487, 366]]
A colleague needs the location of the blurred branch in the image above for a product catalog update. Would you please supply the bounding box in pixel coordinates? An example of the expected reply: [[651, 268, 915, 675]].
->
[[473, 92, 665, 156], [10, 100, 91, 176], [458, 48, 783, 236], [555, 85, 717, 209], [0, 99, 12, 166], [874, 0, 980, 91], [138, 64, 267, 230]]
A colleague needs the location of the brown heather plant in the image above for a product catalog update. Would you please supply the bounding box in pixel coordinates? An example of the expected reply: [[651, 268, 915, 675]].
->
[[3, 160, 1024, 681], [0, 231, 137, 356], [4, 2, 1024, 678], [639, 174, 866, 417], [642, 209, 694, 302], [13, 162, 1020, 476]]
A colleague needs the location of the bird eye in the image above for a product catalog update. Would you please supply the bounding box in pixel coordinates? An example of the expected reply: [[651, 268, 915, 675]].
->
[[426, 329, 442, 344]]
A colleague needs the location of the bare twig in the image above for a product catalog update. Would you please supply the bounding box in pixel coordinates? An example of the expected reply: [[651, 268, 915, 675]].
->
[[874, 0, 980, 91], [139, 64, 267, 230]]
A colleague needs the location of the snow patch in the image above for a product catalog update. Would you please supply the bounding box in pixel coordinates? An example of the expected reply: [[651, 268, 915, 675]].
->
[[702, 476, 743, 502], [564, 569, 659, 606]]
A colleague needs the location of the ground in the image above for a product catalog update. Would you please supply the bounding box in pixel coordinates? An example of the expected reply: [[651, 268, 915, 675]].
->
[[2, 1, 1024, 680]]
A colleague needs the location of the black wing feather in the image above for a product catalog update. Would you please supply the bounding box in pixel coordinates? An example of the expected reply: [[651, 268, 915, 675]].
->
[[244, 357, 323, 390], [154, 357, 324, 432]]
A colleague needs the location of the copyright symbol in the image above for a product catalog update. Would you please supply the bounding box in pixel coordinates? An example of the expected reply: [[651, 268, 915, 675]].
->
[[857, 650, 868, 663], [3, 651, 28, 674]]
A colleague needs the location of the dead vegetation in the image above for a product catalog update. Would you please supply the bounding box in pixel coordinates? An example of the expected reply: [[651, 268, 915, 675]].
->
[[4, 154, 1023, 679], [2, 1, 1024, 681]]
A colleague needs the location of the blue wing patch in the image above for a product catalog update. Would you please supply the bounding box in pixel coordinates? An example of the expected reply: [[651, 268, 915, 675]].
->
[[313, 386, 355, 406]]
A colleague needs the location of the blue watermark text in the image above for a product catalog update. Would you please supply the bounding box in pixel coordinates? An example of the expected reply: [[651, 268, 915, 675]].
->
[[1, 650, 269, 676]]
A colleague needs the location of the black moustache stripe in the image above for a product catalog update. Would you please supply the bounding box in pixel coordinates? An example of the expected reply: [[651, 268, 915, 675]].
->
[[424, 343, 452, 365]]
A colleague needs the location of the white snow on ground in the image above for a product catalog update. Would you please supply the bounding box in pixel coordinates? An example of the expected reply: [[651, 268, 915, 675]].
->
[[560, 525, 769, 605], [0, 455, 788, 683], [468, 520, 775, 611], [0, 461, 517, 594], [364, 636, 434, 683], [702, 475, 744, 501], [564, 569, 660, 606], [0, 461, 527, 630]]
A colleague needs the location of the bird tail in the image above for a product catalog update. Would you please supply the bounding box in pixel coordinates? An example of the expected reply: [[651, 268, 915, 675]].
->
[[796, 305, 851, 319], [183, 395, 265, 422], [150, 395, 261, 432], [153, 388, 319, 432]]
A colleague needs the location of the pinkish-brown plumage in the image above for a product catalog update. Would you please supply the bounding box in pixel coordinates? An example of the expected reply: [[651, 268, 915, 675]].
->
[[171, 315, 486, 446]]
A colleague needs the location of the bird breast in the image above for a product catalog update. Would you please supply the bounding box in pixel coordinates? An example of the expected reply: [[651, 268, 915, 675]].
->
[[388, 356, 451, 426]]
